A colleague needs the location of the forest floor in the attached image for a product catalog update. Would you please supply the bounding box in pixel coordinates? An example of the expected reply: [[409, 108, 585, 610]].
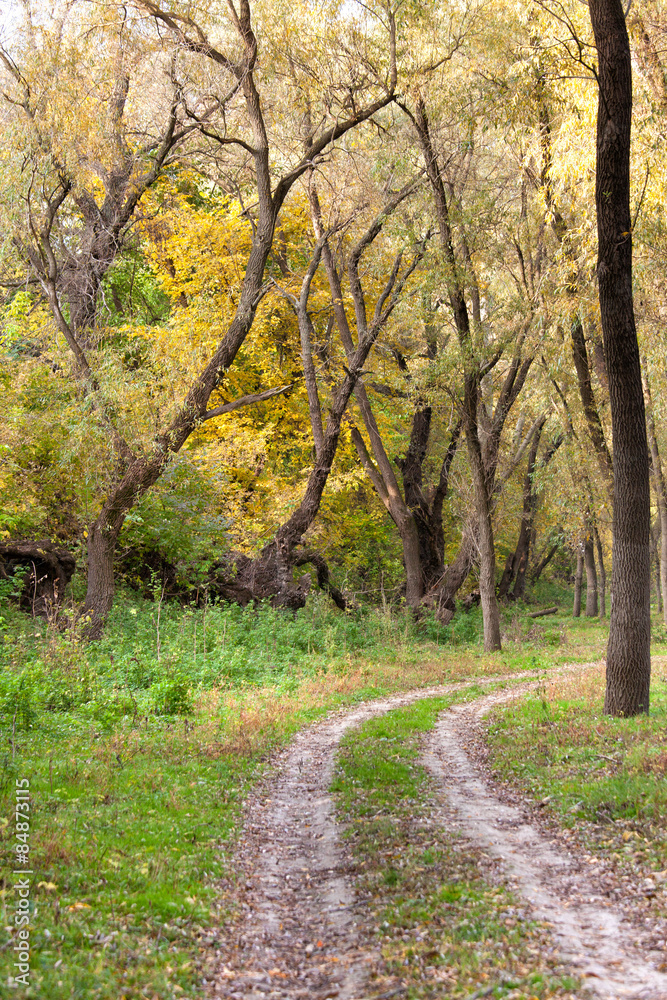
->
[[207, 664, 667, 1000], [3, 597, 667, 998]]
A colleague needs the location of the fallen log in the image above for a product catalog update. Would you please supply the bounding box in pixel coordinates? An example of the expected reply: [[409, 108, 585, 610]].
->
[[527, 606, 558, 618], [0, 540, 76, 613]]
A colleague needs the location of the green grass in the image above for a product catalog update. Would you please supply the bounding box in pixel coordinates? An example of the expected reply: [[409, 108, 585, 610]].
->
[[0, 584, 647, 997], [0, 590, 556, 999], [332, 695, 581, 999], [486, 661, 667, 879]]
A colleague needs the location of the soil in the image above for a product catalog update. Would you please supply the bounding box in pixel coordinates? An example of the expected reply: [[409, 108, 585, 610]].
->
[[207, 668, 667, 1000]]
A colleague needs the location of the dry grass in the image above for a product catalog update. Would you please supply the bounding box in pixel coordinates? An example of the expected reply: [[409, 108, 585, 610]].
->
[[122, 649, 526, 761]]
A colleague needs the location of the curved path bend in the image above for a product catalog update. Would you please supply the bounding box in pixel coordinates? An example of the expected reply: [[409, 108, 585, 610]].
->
[[209, 668, 667, 1000]]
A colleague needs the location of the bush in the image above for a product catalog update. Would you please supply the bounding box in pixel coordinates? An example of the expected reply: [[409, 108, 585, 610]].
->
[[150, 674, 193, 716], [0, 672, 36, 729]]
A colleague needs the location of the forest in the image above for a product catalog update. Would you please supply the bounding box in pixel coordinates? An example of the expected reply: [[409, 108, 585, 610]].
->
[[1, 1, 667, 999]]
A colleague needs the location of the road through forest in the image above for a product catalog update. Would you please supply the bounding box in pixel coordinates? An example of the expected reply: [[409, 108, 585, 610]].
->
[[206, 667, 667, 1000]]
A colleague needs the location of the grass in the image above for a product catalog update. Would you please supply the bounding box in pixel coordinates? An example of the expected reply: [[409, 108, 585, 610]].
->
[[485, 659, 667, 896], [331, 695, 581, 999], [1, 583, 661, 997], [0, 590, 570, 999]]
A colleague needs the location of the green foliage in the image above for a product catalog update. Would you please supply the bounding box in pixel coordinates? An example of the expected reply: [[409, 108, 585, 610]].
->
[[99, 251, 171, 328], [150, 673, 194, 716], [118, 456, 232, 586]]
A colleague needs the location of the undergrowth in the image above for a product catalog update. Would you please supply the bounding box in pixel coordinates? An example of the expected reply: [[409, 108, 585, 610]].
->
[[0, 584, 646, 997]]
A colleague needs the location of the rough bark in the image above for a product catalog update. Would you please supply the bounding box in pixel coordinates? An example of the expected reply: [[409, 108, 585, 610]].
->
[[593, 524, 607, 617], [590, 0, 651, 715], [573, 547, 584, 618], [644, 371, 667, 626], [584, 532, 599, 616]]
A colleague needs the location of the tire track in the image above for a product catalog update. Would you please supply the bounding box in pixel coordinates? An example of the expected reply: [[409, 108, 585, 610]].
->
[[421, 688, 667, 1000], [209, 665, 667, 1000]]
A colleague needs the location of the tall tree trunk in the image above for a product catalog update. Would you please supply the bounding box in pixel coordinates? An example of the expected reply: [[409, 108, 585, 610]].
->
[[643, 372, 667, 626], [85, 521, 120, 627], [399, 406, 443, 585], [350, 426, 424, 607], [590, 0, 651, 715], [497, 552, 515, 601], [465, 375, 501, 651], [573, 547, 584, 617], [593, 524, 607, 617], [649, 524, 662, 614], [584, 532, 599, 616]]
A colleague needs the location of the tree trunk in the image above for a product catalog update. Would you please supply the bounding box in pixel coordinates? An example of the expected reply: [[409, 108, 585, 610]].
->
[[399, 406, 445, 585], [590, 0, 651, 715], [573, 547, 583, 617], [660, 522, 667, 625], [584, 532, 599, 616], [428, 530, 476, 623], [593, 524, 607, 617], [310, 181, 427, 611], [465, 376, 501, 652], [643, 371, 667, 626], [649, 524, 662, 614], [498, 419, 544, 600], [84, 521, 120, 633], [497, 552, 515, 601]]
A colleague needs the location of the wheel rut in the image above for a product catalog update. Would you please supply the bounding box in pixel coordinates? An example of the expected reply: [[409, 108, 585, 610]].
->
[[209, 668, 667, 1000], [421, 688, 667, 1000]]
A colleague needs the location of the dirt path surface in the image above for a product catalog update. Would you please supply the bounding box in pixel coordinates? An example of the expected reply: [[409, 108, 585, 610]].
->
[[209, 668, 667, 1000], [421, 688, 667, 1000], [209, 679, 488, 1000]]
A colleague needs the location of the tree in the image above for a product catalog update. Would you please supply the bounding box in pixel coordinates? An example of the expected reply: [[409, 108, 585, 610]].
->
[[589, 0, 651, 715], [1, 0, 400, 631]]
